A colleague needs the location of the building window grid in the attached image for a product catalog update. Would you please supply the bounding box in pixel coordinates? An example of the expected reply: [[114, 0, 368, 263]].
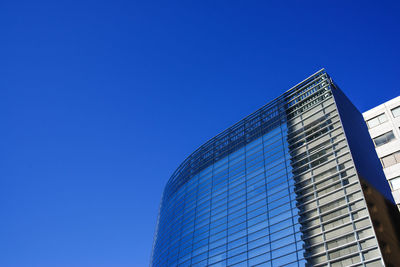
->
[[195, 76, 323, 176], [319, 137, 333, 264], [292, 91, 331, 118], [297, 175, 359, 222], [297, 179, 349, 213], [170, 125, 292, 214], [320, 252, 360, 267], [303, 214, 375, 263], [180, 184, 198, 262], [295, 159, 354, 199], [304, 107, 329, 263], [285, 75, 329, 110], [202, 133, 292, 264], [261, 131, 274, 265], [288, 117, 341, 154], [165, 191, 185, 264], [302, 210, 371, 249], [165, 77, 331, 203], [296, 179, 363, 227], [209, 135, 279, 184], [207, 163, 218, 266], [287, 96, 336, 133], [327, 240, 379, 266], [233, 141, 249, 266], [166, 111, 283, 195], [287, 88, 332, 121], [286, 80, 331, 116], [186, 116, 340, 264], [332, 156, 367, 259], [153, 74, 385, 266], [290, 127, 345, 166], [344, 162, 367, 265], [180, 180, 266, 236], [310, 233, 377, 264], [294, 153, 352, 190], [288, 114, 340, 153], [159, 171, 366, 264], [366, 113, 388, 129], [288, 101, 373, 266], [226, 151, 236, 264], [291, 131, 345, 167], [287, 96, 336, 137], [193, 178, 211, 266], [175, 183, 192, 264], [290, 147, 351, 183], [286, 70, 326, 100], [360, 256, 385, 267], [291, 140, 349, 176], [285, 73, 327, 106], [288, 101, 315, 263]]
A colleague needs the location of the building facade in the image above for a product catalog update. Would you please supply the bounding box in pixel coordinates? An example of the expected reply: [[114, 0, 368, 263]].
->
[[151, 70, 400, 267], [363, 96, 400, 210]]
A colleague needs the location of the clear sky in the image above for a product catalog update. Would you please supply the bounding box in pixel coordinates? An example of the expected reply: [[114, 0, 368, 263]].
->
[[1, 1, 399, 266]]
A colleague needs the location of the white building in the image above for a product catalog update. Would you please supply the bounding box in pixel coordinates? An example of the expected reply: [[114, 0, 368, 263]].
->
[[363, 96, 400, 210]]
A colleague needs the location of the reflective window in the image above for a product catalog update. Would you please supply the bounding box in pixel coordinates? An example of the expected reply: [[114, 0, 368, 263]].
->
[[381, 151, 400, 168], [390, 176, 400, 190], [152, 74, 380, 267], [391, 106, 400, 118], [366, 113, 387, 128], [373, 131, 395, 147]]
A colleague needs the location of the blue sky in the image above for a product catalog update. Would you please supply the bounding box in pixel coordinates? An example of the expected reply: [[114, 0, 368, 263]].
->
[[1, 1, 399, 266]]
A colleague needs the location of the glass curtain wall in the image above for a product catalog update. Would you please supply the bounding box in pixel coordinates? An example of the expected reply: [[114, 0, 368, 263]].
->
[[152, 124, 306, 267], [151, 70, 385, 267]]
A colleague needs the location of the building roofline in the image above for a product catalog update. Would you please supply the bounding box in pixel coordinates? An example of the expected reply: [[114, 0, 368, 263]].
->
[[162, 68, 328, 202]]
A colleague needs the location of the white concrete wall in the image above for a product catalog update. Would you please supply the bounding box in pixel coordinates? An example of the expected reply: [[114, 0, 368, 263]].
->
[[363, 96, 400, 206]]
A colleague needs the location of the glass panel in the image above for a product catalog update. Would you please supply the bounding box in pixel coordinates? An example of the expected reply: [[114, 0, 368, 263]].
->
[[394, 151, 400, 163], [373, 135, 385, 147], [381, 154, 397, 168], [390, 177, 400, 190], [391, 106, 400, 118], [373, 131, 395, 147], [378, 113, 387, 123], [367, 117, 379, 128], [386, 131, 396, 143]]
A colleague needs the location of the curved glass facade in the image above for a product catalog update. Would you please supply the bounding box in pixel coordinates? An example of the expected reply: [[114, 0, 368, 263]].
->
[[151, 70, 397, 266]]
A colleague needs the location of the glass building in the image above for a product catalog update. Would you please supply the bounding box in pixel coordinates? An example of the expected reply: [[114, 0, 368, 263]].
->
[[151, 70, 400, 267]]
